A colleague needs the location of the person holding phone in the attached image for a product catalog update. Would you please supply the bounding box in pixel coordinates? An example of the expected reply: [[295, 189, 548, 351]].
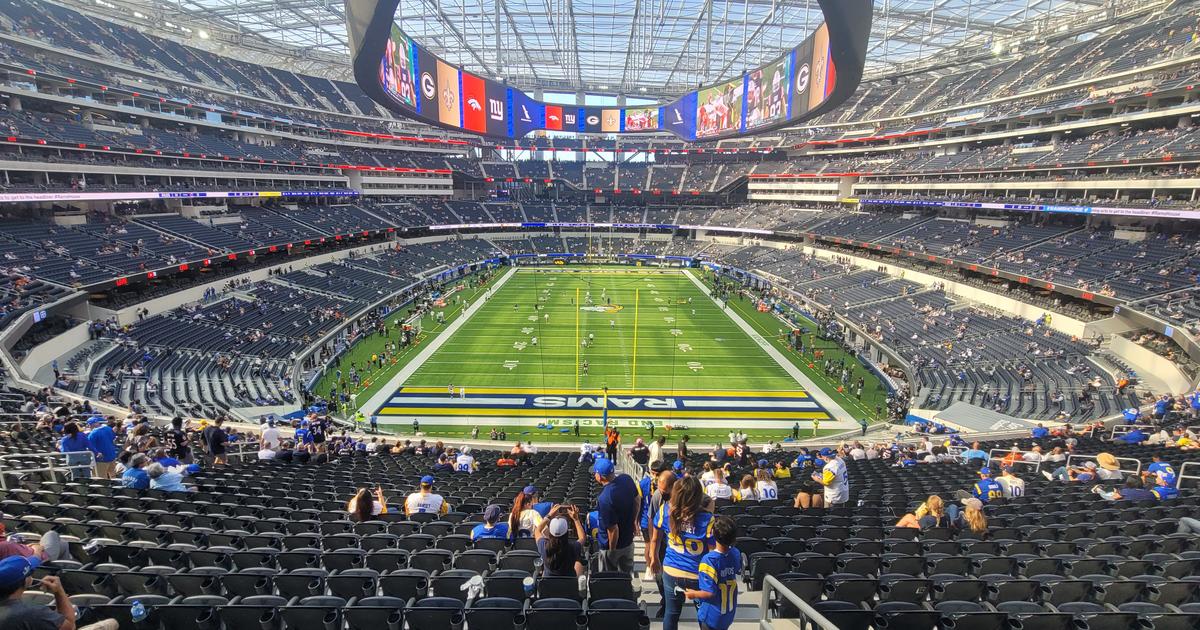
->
[[536, 504, 585, 577], [0, 556, 79, 630]]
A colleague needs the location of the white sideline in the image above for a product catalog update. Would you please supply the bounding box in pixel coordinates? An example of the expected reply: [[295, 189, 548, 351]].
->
[[359, 266, 519, 415], [682, 269, 856, 427]]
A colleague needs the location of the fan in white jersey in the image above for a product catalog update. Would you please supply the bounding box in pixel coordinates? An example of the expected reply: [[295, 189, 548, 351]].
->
[[404, 475, 450, 516], [754, 468, 780, 501], [455, 446, 476, 473], [704, 467, 737, 501], [996, 466, 1026, 498]]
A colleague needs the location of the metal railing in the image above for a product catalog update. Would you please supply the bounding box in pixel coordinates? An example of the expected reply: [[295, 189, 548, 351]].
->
[[759, 574, 841, 630], [1178, 462, 1200, 489], [0, 450, 95, 490]]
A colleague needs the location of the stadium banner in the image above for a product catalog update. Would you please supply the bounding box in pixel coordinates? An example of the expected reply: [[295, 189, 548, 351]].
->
[[623, 107, 659, 132], [346, 0, 872, 140], [858, 198, 1200, 221], [483, 78, 510, 137], [512, 89, 544, 137], [0, 190, 357, 204], [460, 71, 488, 133]]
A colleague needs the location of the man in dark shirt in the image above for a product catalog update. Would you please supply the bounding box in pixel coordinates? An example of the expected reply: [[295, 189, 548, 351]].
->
[[593, 458, 640, 575], [0, 556, 76, 630], [205, 418, 228, 465], [1094, 476, 1157, 502], [163, 416, 191, 463]]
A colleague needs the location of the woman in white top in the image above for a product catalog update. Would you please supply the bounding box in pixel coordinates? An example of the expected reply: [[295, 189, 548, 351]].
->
[[704, 467, 735, 501], [738, 474, 759, 501], [347, 486, 387, 522], [754, 468, 780, 501]]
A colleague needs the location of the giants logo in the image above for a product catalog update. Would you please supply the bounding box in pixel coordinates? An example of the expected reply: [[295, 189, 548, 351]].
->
[[487, 98, 505, 121]]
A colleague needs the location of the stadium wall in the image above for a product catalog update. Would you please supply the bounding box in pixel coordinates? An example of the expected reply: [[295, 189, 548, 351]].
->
[[1108, 334, 1192, 393]]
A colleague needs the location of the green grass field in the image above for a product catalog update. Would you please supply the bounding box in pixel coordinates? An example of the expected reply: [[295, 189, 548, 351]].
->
[[319, 266, 888, 443]]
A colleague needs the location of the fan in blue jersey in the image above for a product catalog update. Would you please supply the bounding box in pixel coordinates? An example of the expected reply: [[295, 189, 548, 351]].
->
[[956, 467, 1003, 503], [649, 476, 715, 630], [685, 515, 742, 630]]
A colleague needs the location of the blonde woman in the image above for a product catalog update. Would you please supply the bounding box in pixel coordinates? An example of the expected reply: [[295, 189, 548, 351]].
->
[[754, 468, 779, 501], [894, 495, 948, 529], [949, 497, 989, 535]]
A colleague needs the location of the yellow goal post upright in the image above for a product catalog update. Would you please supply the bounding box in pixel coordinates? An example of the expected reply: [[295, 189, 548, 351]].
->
[[575, 286, 581, 392], [632, 288, 639, 391]]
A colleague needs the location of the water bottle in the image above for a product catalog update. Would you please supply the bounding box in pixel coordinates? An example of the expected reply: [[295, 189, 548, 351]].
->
[[130, 600, 147, 623], [522, 577, 536, 597]]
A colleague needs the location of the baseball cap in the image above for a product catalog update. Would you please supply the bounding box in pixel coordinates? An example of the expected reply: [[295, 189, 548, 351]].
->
[[522, 486, 538, 495], [185, 464, 201, 475], [672, 460, 684, 470], [757, 459, 769, 468], [960, 497, 983, 510], [548, 517, 569, 537], [461, 446, 471, 454], [86, 417, 104, 426], [0, 555, 40, 589], [420, 475, 435, 485], [1084, 461, 1097, 469], [483, 505, 503, 523], [593, 458, 615, 476], [818, 448, 834, 457], [978, 467, 991, 476]]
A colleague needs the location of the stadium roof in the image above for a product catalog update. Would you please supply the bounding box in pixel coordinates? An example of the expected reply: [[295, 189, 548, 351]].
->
[[84, 0, 1126, 97]]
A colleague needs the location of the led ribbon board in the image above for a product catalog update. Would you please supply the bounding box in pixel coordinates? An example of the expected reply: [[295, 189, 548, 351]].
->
[[346, 0, 871, 141]]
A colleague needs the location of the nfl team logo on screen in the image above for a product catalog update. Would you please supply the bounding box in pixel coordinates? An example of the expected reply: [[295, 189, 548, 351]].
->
[[488, 98, 505, 121], [421, 72, 436, 99], [563, 112, 577, 126], [467, 97, 482, 111], [586, 115, 600, 125], [795, 63, 810, 93]]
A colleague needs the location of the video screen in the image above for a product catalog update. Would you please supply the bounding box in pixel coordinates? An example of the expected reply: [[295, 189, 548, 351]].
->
[[745, 54, 790, 130], [380, 26, 416, 109], [624, 107, 659, 131], [695, 77, 744, 139]]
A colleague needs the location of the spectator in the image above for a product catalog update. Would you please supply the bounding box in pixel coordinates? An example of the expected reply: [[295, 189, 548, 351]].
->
[[59, 422, 91, 480], [260, 420, 281, 450], [754, 469, 779, 501], [146, 462, 192, 493], [471, 505, 510, 540], [677, 435, 690, 461], [432, 454, 454, 472], [1093, 476, 1157, 501], [454, 445, 476, 473], [1117, 427, 1148, 444], [347, 486, 387, 521], [772, 462, 791, 479], [1151, 472, 1179, 500], [403, 476, 449, 516], [947, 497, 989, 535], [0, 527, 67, 563], [957, 467, 1003, 503], [593, 457, 639, 575], [0, 556, 80, 630], [650, 476, 714, 630], [996, 466, 1026, 498], [704, 467, 736, 502], [895, 495, 949, 529], [202, 418, 228, 466], [1031, 423, 1049, 439], [121, 453, 150, 490], [164, 416, 191, 463], [684, 515, 742, 630], [1095, 453, 1124, 481], [630, 438, 650, 469], [960, 441, 988, 467], [644, 468, 676, 606], [536, 506, 585, 577], [509, 487, 545, 538], [813, 448, 849, 508], [649, 436, 666, 467], [1045, 460, 1100, 482], [85, 417, 117, 479], [737, 475, 758, 502]]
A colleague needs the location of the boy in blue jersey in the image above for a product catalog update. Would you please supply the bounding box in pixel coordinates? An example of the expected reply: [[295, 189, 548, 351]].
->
[[956, 467, 1003, 503], [471, 505, 511, 540], [587, 510, 602, 547], [686, 515, 742, 630]]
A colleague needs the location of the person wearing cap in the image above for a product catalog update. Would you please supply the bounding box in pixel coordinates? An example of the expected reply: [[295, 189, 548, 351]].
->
[[404, 476, 450, 516], [946, 497, 988, 535], [995, 466, 1026, 498], [0, 555, 78, 630], [630, 438, 650, 469], [509, 487, 546, 537], [1044, 460, 1099, 483], [957, 467, 1003, 503], [1094, 453, 1124, 481], [593, 456, 640, 575], [812, 448, 849, 508], [58, 422, 91, 481], [120, 453, 151, 490], [85, 417, 117, 479], [454, 446, 476, 473], [1150, 472, 1179, 501], [471, 505, 510, 541], [260, 420, 281, 451], [672, 460, 686, 478], [536, 505, 585, 577]]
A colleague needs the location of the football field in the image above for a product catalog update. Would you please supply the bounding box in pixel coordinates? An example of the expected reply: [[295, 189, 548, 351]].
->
[[365, 266, 855, 432]]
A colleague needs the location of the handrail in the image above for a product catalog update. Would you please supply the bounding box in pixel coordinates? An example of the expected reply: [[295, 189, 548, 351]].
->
[[759, 574, 842, 630], [1178, 462, 1200, 489], [0, 450, 95, 490]]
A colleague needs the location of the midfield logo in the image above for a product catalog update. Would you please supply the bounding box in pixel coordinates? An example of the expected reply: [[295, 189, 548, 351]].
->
[[532, 396, 679, 409]]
